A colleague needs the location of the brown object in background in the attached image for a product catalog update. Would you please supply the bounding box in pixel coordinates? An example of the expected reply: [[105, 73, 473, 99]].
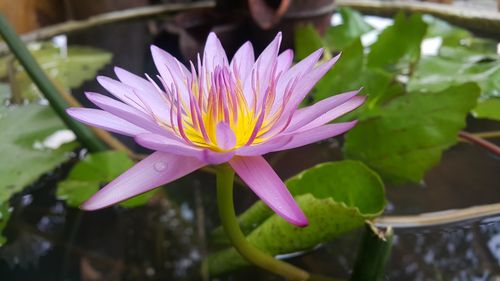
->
[[0, 0, 65, 33], [422, 0, 453, 3]]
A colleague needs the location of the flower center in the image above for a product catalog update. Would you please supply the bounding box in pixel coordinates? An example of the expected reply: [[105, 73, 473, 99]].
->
[[155, 63, 287, 152]]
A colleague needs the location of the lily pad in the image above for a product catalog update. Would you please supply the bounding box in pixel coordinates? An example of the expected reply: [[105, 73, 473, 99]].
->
[[208, 160, 386, 275]]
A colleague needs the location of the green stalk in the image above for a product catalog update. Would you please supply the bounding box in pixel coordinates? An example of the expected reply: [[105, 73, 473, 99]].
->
[[350, 224, 394, 281], [0, 13, 107, 152], [215, 164, 310, 281]]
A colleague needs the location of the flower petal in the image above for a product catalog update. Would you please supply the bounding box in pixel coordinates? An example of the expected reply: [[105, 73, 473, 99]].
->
[[285, 53, 341, 111], [276, 49, 294, 76], [114, 67, 170, 120], [274, 121, 358, 151], [235, 136, 292, 156], [229, 156, 308, 227], [135, 133, 202, 158], [203, 32, 229, 70], [85, 92, 168, 136], [81, 152, 205, 210], [298, 96, 366, 132], [230, 41, 254, 83], [285, 89, 361, 132], [66, 108, 148, 136], [216, 122, 236, 150], [150, 45, 190, 101], [97, 76, 145, 112], [135, 133, 234, 164]]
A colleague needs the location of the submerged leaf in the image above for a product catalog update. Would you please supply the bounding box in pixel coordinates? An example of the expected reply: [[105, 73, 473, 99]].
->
[[0, 43, 111, 100], [209, 161, 386, 275], [0, 105, 76, 204], [344, 83, 480, 183], [0, 203, 11, 246]]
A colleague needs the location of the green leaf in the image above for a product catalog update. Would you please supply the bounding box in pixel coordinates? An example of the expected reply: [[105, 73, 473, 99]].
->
[[313, 39, 364, 101], [325, 7, 373, 50], [209, 160, 386, 275], [367, 13, 427, 72], [0, 104, 76, 204], [294, 24, 325, 61], [423, 15, 470, 45], [57, 151, 157, 208], [343, 83, 480, 183], [67, 151, 133, 182], [472, 98, 500, 121], [0, 43, 111, 100]]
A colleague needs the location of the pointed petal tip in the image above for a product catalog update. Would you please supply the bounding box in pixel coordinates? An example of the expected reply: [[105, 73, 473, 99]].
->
[[289, 215, 309, 228], [79, 200, 101, 211]]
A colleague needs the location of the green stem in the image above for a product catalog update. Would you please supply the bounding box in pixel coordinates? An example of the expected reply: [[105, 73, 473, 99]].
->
[[0, 13, 107, 152], [215, 164, 310, 281], [350, 224, 394, 281]]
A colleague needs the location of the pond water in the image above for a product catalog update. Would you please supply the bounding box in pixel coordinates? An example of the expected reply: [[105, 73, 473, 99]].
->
[[1, 16, 500, 281]]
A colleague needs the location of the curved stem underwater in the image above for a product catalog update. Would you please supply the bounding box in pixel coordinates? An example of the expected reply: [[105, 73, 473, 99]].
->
[[216, 164, 310, 281]]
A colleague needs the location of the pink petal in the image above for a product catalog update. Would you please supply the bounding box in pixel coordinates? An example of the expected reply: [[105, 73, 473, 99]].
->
[[235, 136, 292, 156], [135, 133, 234, 165], [298, 96, 366, 132], [230, 41, 254, 83], [114, 67, 170, 120], [276, 48, 324, 97], [285, 89, 361, 132], [203, 32, 229, 70], [285, 54, 341, 111], [274, 121, 358, 151], [135, 133, 203, 158], [97, 76, 145, 112], [66, 108, 148, 136], [85, 92, 168, 136], [229, 156, 308, 227], [276, 49, 294, 76], [244, 32, 282, 106], [202, 150, 235, 165], [216, 122, 236, 150], [81, 152, 205, 210], [150, 45, 190, 101]]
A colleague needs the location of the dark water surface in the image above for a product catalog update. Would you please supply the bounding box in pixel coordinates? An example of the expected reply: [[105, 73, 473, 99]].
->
[[1, 20, 500, 281]]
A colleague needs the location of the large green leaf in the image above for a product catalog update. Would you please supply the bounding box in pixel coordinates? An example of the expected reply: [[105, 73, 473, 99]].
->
[[0, 105, 76, 203], [208, 160, 386, 275], [325, 7, 373, 51], [57, 151, 158, 208], [0, 43, 111, 100], [343, 83, 480, 183], [472, 98, 500, 121], [367, 13, 427, 73]]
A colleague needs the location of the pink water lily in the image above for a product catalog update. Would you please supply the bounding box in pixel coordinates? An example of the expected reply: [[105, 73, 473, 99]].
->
[[67, 32, 364, 227]]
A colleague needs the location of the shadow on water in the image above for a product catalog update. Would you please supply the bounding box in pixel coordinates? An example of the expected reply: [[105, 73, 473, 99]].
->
[[1, 18, 500, 281]]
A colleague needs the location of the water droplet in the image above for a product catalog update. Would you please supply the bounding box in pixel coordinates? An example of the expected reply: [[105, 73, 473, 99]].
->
[[154, 161, 167, 172]]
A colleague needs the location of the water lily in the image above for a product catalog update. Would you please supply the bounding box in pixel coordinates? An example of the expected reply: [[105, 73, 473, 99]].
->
[[67, 32, 364, 227]]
